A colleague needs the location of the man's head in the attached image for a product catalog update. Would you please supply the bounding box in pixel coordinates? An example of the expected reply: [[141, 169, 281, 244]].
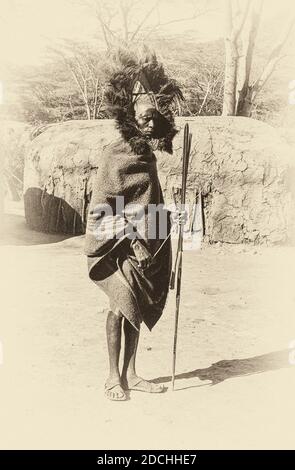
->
[[134, 102, 172, 141], [105, 50, 182, 153], [135, 103, 157, 139]]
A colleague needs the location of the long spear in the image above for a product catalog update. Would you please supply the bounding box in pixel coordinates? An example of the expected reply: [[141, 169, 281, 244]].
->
[[170, 123, 192, 391]]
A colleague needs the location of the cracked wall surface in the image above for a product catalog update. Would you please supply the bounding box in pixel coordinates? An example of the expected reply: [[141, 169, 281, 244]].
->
[[23, 117, 295, 244]]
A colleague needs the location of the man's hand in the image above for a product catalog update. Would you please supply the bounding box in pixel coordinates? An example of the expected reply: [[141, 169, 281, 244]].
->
[[170, 208, 188, 227], [131, 239, 153, 269]]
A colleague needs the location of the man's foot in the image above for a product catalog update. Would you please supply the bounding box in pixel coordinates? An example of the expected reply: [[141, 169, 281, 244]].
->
[[122, 375, 165, 393], [104, 379, 127, 401]]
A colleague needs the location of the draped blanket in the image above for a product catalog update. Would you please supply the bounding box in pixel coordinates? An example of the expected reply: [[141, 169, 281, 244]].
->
[[84, 138, 172, 330]]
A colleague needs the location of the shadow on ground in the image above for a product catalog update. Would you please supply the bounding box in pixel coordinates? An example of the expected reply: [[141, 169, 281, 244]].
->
[[152, 349, 293, 389]]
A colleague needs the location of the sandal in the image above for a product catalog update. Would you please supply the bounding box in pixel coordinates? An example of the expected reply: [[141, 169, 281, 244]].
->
[[104, 382, 127, 401], [125, 378, 165, 394]]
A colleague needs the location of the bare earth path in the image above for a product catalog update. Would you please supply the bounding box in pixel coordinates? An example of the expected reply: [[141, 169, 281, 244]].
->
[[1, 207, 294, 449]]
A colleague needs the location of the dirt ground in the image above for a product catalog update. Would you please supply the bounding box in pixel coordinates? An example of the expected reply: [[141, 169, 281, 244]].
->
[[0, 202, 295, 450]]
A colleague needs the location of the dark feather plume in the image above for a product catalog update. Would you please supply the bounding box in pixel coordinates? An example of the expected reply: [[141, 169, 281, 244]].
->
[[105, 49, 183, 154]]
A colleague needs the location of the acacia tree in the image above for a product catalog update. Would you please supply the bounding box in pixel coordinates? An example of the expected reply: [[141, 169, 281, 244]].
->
[[50, 41, 108, 120], [5, 42, 109, 124], [85, 0, 214, 49], [165, 56, 224, 116], [8, 62, 83, 124], [223, 0, 295, 117]]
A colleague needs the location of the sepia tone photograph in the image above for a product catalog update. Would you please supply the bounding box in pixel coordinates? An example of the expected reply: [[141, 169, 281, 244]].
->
[[0, 0, 295, 452]]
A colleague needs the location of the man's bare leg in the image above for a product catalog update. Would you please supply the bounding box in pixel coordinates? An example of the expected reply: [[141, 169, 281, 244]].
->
[[121, 318, 164, 393], [105, 310, 126, 400]]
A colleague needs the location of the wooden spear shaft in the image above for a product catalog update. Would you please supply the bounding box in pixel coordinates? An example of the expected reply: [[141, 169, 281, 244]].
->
[[171, 123, 192, 391]]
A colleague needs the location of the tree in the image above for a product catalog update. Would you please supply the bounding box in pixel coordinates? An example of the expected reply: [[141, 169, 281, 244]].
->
[[4, 41, 110, 124], [223, 0, 295, 117], [159, 37, 224, 116], [49, 41, 108, 120], [85, 0, 214, 49]]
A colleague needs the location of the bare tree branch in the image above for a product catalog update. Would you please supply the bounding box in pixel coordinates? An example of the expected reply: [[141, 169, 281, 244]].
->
[[232, 0, 252, 41], [236, 0, 264, 115], [152, 7, 215, 29], [120, 0, 130, 42], [130, 0, 160, 41], [252, 16, 295, 96]]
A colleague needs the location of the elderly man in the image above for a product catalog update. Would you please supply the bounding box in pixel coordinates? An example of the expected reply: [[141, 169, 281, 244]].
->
[[84, 51, 183, 401]]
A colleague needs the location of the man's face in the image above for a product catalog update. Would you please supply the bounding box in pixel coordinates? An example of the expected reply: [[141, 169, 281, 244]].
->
[[135, 105, 157, 138]]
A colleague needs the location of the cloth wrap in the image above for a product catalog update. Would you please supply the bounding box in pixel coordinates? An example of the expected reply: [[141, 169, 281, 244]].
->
[[84, 138, 172, 331]]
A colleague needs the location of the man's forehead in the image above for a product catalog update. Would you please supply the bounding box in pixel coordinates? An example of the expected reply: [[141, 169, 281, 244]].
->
[[138, 107, 157, 119]]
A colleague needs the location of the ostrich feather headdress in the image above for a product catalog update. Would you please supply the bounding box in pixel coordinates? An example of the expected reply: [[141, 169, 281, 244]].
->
[[105, 49, 183, 154]]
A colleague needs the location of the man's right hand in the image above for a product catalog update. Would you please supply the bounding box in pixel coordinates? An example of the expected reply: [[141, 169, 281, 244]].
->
[[131, 239, 153, 270]]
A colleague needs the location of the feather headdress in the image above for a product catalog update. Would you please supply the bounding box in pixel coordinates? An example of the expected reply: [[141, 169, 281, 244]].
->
[[105, 49, 183, 154]]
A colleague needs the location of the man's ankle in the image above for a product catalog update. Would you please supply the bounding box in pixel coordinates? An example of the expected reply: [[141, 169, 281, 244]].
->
[[107, 372, 121, 381], [122, 370, 137, 380]]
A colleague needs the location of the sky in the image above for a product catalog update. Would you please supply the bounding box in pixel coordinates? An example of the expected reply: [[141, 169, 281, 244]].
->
[[0, 0, 294, 67]]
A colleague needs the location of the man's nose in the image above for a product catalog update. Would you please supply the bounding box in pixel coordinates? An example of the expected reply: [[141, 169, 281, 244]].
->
[[148, 120, 154, 129]]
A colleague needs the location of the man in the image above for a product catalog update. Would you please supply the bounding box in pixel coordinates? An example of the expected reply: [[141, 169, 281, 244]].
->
[[84, 51, 183, 401]]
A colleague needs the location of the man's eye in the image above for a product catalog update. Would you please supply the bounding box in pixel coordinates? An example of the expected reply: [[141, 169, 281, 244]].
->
[[140, 114, 151, 121]]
